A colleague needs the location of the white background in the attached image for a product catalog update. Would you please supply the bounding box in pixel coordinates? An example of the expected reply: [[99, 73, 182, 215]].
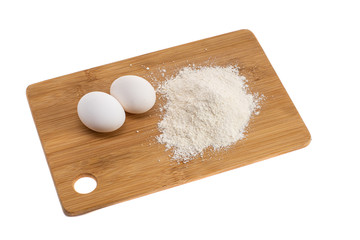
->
[[1, 0, 359, 239]]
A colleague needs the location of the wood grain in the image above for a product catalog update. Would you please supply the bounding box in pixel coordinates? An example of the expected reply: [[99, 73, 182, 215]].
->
[[27, 30, 311, 216]]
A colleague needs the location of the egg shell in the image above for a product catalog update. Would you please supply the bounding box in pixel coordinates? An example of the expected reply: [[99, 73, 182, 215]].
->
[[110, 75, 156, 114], [77, 91, 125, 132]]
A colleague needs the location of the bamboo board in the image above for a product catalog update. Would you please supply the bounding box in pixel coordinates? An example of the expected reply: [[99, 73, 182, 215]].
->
[[27, 30, 311, 216]]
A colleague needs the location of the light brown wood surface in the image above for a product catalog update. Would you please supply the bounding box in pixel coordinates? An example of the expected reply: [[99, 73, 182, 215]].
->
[[27, 30, 311, 216]]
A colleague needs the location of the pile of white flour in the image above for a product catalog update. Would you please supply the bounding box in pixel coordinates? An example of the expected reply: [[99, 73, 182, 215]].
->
[[157, 65, 260, 162]]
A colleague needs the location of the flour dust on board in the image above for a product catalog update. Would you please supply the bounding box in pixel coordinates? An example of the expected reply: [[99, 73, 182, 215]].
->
[[156, 65, 262, 163]]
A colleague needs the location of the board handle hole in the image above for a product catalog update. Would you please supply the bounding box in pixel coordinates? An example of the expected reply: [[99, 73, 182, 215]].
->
[[73, 174, 97, 194]]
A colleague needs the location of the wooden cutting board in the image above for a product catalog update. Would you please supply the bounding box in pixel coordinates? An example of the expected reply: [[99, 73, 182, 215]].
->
[[27, 30, 311, 216]]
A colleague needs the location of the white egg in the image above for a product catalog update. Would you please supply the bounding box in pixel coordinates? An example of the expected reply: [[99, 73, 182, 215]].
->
[[110, 75, 156, 114], [77, 91, 125, 132]]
